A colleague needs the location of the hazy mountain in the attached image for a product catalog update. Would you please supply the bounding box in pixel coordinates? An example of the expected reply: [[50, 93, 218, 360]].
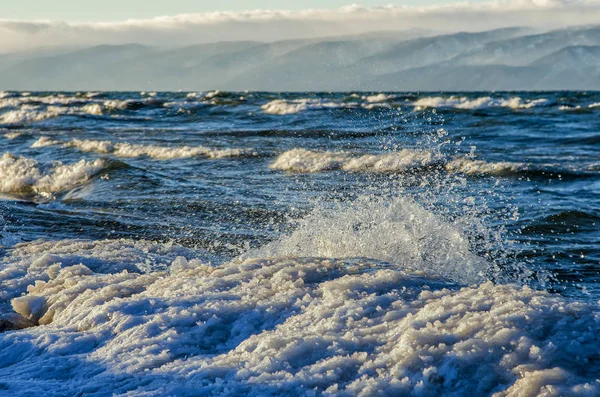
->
[[449, 26, 600, 66], [0, 26, 598, 91]]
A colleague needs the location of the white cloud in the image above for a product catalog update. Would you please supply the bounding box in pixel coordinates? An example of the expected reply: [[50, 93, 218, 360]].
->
[[0, 0, 599, 52]]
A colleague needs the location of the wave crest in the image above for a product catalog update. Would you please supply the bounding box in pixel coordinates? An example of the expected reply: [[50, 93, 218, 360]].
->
[[31, 138, 257, 160], [412, 96, 549, 110], [0, 152, 106, 197]]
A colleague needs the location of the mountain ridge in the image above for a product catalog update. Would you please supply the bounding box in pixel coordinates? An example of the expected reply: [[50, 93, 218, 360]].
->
[[0, 25, 598, 91]]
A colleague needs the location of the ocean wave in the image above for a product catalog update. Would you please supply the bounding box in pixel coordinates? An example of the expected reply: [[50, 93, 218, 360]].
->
[[3, 132, 25, 140], [0, 237, 598, 395], [559, 105, 582, 111], [261, 99, 352, 115], [270, 148, 440, 173], [445, 157, 529, 176], [253, 195, 486, 283], [0, 103, 103, 124], [0, 152, 106, 197], [0, 95, 84, 109], [270, 148, 532, 177], [412, 96, 550, 110], [261, 98, 398, 114], [31, 137, 258, 160], [362, 93, 394, 103]]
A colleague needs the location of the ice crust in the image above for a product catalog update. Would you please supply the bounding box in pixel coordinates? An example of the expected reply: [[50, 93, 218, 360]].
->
[[0, 240, 599, 396]]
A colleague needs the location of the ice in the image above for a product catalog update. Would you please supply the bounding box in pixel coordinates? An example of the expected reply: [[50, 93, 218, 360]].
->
[[0, 243, 598, 395]]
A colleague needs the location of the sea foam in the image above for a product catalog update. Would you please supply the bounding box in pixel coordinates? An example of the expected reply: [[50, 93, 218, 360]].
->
[[412, 96, 549, 110], [0, 104, 103, 124], [270, 148, 528, 176], [261, 99, 352, 115], [270, 148, 439, 173], [31, 138, 257, 160], [0, 153, 106, 197]]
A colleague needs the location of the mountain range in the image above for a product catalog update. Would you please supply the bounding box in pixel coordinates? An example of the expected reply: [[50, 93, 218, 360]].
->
[[1, 25, 599, 91]]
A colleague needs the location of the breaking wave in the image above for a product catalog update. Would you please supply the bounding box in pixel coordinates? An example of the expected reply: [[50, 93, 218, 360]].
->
[[261, 99, 351, 115], [412, 96, 550, 110], [0, 152, 106, 198], [0, 104, 103, 124], [269, 148, 531, 177], [31, 137, 258, 160]]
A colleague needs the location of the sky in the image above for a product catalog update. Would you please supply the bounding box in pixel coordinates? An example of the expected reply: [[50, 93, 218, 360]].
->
[[2, 1, 489, 22], [0, 0, 599, 53]]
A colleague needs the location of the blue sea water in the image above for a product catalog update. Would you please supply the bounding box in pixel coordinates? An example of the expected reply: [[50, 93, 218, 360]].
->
[[0, 91, 599, 395], [1, 91, 598, 298]]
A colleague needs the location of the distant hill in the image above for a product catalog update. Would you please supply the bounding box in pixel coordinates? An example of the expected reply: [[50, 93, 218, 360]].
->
[[1, 26, 599, 91]]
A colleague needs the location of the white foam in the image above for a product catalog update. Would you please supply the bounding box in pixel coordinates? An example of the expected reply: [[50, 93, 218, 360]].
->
[[261, 99, 350, 115], [0, 103, 102, 124], [30, 136, 61, 148], [589, 102, 600, 108], [446, 157, 529, 176], [0, 95, 84, 109], [559, 105, 582, 110], [254, 195, 486, 283], [203, 90, 221, 99], [3, 132, 23, 140], [36, 138, 257, 160], [363, 93, 394, 103], [271, 149, 530, 177], [270, 148, 439, 173], [412, 96, 549, 110], [0, 152, 106, 197], [361, 102, 392, 110], [0, 237, 598, 395]]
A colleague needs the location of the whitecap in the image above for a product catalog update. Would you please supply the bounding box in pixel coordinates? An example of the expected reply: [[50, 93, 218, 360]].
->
[[0, 152, 106, 196], [270, 148, 439, 173], [36, 138, 258, 160], [261, 99, 351, 115], [412, 96, 549, 110]]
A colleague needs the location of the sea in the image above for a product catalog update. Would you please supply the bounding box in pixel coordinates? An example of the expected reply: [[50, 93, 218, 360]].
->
[[0, 90, 599, 396]]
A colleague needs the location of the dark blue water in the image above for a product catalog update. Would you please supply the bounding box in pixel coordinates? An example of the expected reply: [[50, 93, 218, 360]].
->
[[1, 91, 599, 299]]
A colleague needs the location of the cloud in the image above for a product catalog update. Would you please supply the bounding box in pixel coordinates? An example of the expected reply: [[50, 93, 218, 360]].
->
[[0, 0, 599, 53]]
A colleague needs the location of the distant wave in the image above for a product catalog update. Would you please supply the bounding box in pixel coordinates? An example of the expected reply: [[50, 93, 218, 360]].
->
[[261, 99, 351, 115], [31, 137, 258, 160], [0, 152, 106, 197], [412, 96, 550, 110], [362, 93, 395, 103], [445, 157, 529, 176], [269, 148, 533, 176], [0, 103, 103, 124], [270, 148, 439, 173], [2, 93, 599, 122]]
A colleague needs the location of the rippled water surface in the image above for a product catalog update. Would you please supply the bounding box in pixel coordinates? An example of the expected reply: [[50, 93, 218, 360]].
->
[[1, 90, 599, 298]]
